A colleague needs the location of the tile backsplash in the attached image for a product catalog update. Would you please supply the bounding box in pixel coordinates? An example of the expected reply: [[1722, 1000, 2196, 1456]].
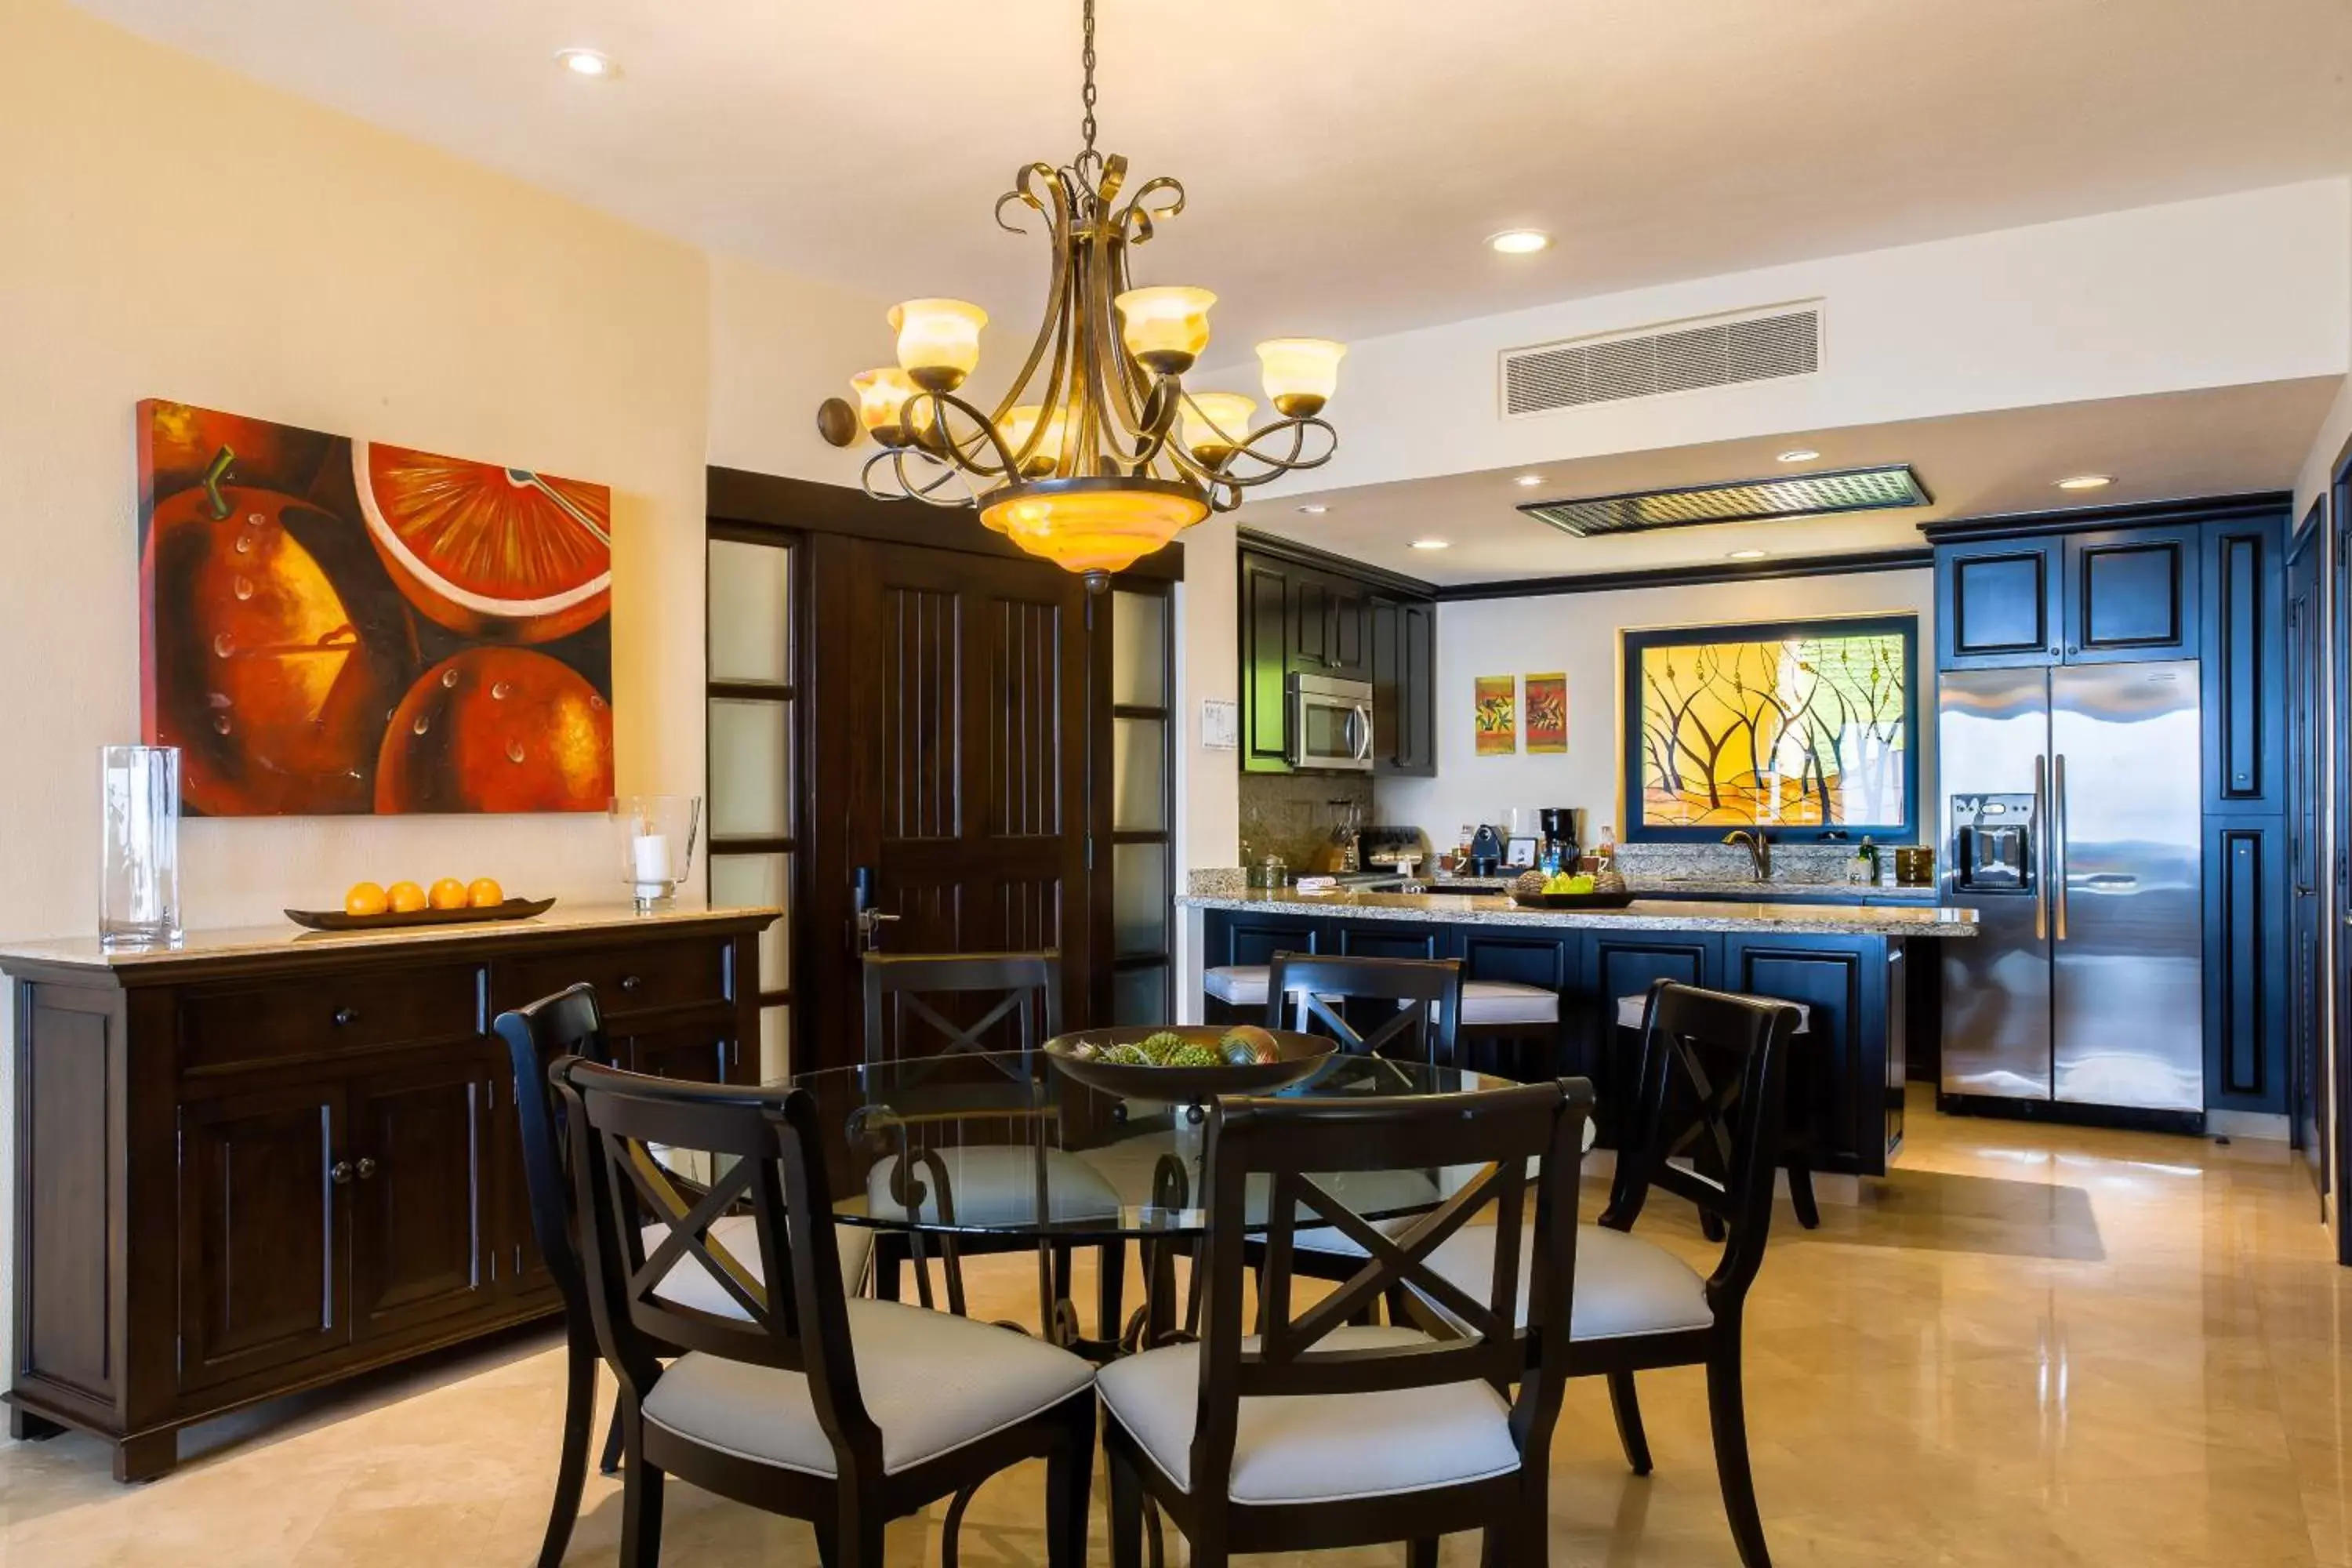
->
[[1238, 773, 1375, 874]]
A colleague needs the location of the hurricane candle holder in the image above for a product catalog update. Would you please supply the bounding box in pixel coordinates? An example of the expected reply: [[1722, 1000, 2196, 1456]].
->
[[100, 745, 182, 949], [612, 795, 701, 913]]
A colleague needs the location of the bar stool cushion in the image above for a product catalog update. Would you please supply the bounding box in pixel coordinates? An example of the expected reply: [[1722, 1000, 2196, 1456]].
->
[[642, 1297, 1094, 1477], [1204, 964, 1270, 1006], [1617, 993, 1809, 1032], [1457, 979, 1560, 1027], [1422, 1221, 1714, 1341], [1095, 1324, 1520, 1504], [646, 1214, 875, 1317]]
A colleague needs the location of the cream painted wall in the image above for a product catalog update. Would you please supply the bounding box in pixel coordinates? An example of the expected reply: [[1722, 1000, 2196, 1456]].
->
[[1373, 571, 1938, 848], [1210, 180, 2352, 503], [2293, 187, 2352, 517], [706, 250, 894, 486], [0, 0, 713, 1367]]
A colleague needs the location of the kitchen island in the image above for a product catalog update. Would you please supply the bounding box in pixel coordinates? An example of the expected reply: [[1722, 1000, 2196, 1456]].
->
[[1177, 879, 1978, 1180]]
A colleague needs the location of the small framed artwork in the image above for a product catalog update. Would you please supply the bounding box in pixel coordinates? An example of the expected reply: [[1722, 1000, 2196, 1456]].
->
[[1526, 672, 1566, 753], [1504, 835, 1540, 869], [1474, 675, 1516, 755]]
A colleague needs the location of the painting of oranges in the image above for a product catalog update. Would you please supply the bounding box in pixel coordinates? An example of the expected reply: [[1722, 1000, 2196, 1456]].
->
[[138, 400, 615, 816]]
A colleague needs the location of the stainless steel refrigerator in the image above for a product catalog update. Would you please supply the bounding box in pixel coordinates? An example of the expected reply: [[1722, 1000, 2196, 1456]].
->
[[1938, 662, 2205, 1114]]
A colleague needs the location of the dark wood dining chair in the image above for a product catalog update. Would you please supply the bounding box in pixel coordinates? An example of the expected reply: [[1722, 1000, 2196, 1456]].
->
[[1420, 978, 1798, 1568], [859, 950, 1127, 1339], [1261, 951, 1463, 1068], [1098, 1076, 1595, 1567], [554, 1058, 1098, 1568], [494, 983, 875, 1568]]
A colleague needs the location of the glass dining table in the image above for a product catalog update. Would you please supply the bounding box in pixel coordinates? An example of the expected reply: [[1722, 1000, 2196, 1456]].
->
[[771, 1044, 1525, 1359]]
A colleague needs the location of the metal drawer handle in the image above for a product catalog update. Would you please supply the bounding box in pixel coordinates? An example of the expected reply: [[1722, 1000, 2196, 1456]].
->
[[332, 1007, 361, 1026], [619, 975, 643, 993], [355, 1157, 378, 1181], [330, 1160, 354, 1185]]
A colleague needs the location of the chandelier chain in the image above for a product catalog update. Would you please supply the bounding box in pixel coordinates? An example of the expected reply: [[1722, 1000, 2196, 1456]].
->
[[1080, 0, 1098, 158]]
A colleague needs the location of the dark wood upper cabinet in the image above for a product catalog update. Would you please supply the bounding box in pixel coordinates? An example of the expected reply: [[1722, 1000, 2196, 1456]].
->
[[2063, 525, 2200, 662], [1240, 554, 1293, 774], [1289, 574, 1331, 671], [2202, 514, 2283, 813], [1325, 581, 1370, 681], [1938, 539, 2060, 668], [1240, 542, 1432, 777]]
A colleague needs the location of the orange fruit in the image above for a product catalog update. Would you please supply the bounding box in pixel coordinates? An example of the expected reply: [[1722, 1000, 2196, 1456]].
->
[[428, 877, 469, 911], [354, 440, 611, 644], [372, 648, 613, 814], [466, 877, 506, 908], [387, 880, 428, 914], [343, 881, 389, 916]]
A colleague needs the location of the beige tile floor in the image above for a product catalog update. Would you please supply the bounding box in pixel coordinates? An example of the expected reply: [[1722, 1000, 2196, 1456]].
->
[[5, 1088, 2352, 1565]]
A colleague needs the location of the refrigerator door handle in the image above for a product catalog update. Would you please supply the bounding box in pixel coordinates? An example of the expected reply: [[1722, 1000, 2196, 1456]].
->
[[2053, 752, 2070, 942], [2032, 753, 2049, 941]]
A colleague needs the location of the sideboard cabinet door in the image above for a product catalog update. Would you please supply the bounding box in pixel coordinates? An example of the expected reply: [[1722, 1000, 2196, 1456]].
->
[[349, 1053, 494, 1341]]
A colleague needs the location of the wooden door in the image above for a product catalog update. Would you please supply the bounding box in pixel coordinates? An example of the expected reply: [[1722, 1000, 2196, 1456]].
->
[[176, 1083, 350, 1391], [1936, 539, 2060, 668], [349, 1054, 490, 1341], [2062, 525, 2201, 662], [804, 535, 1094, 1071]]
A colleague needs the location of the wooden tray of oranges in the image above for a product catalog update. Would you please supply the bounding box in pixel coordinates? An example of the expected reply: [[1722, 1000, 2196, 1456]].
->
[[287, 877, 554, 933]]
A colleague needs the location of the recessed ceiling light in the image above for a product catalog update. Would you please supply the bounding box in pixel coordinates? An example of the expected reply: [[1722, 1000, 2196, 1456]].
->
[[1513, 474, 1544, 488], [2056, 474, 2114, 491], [1296, 504, 1329, 514], [1410, 539, 1451, 550], [1777, 448, 1820, 463], [555, 48, 616, 78], [1726, 548, 1769, 561], [1486, 229, 1553, 256]]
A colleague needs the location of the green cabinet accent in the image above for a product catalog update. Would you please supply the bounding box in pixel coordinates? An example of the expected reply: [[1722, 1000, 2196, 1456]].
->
[[1239, 543, 1434, 776]]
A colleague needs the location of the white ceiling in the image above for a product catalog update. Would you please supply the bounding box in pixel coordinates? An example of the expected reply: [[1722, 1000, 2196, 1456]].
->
[[67, 0, 2352, 355], [1255, 379, 2346, 583]]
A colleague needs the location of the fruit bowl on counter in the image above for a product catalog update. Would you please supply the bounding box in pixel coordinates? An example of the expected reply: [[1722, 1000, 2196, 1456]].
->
[[1506, 868, 1637, 911], [1043, 1025, 1335, 1099], [286, 876, 552, 931]]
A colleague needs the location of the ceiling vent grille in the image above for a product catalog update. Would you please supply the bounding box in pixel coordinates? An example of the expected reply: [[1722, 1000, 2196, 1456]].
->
[[1501, 305, 1820, 416], [1519, 464, 1929, 539]]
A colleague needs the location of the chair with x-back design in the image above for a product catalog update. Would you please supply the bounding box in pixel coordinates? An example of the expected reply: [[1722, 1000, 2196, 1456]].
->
[[1097, 1076, 1593, 1566], [858, 951, 1126, 1335], [1262, 951, 1463, 1069], [554, 1058, 1097, 1567]]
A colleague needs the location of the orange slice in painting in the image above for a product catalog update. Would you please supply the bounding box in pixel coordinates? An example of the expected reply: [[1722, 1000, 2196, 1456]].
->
[[354, 440, 611, 644]]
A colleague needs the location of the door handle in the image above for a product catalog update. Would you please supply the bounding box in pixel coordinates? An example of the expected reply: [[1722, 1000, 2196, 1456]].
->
[[355, 1157, 378, 1181], [2031, 753, 2049, 942], [1348, 705, 1374, 762], [330, 1160, 354, 1186], [855, 908, 901, 951], [2052, 753, 2070, 942]]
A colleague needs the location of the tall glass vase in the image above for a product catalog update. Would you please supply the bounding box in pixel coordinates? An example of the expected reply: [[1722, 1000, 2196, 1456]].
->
[[100, 745, 182, 949]]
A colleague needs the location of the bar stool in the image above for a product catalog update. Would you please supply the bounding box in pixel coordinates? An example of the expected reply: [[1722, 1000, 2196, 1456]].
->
[[1202, 963, 1270, 1022], [1459, 979, 1566, 1079], [1613, 990, 1820, 1230]]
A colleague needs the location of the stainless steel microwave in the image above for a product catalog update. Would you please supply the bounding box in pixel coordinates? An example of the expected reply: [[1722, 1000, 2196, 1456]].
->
[[1288, 673, 1375, 771]]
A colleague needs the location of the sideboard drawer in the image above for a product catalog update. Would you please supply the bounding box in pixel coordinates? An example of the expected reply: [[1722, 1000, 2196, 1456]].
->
[[180, 963, 485, 1073], [495, 937, 730, 1020]]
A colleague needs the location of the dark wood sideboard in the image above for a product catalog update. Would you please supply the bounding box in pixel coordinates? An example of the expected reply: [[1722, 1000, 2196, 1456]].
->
[[0, 905, 775, 1481]]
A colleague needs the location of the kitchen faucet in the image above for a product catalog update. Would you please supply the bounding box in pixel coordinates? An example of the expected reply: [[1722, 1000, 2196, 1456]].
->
[[1723, 828, 1773, 882]]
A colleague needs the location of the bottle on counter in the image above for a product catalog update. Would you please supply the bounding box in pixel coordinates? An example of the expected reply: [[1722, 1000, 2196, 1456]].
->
[[1851, 836, 1879, 886]]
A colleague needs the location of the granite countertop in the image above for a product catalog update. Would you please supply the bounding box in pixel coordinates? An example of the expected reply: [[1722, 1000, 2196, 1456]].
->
[[1176, 886, 1977, 937], [0, 902, 782, 972]]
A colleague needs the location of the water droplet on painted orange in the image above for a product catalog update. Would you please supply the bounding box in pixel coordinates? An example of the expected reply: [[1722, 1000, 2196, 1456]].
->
[[211, 714, 231, 735], [233, 534, 252, 554], [206, 691, 232, 709], [590, 695, 608, 710], [246, 513, 265, 527], [441, 667, 461, 689], [411, 714, 431, 735], [490, 681, 514, 701], [212, 633, 234, 658], [232, 575, 255, 601], [505, 739, 526, 764]]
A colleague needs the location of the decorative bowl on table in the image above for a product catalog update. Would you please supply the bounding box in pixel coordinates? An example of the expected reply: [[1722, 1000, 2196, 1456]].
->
[[1044, 1025, 1335, 1099], [285, 897, 556, 932]]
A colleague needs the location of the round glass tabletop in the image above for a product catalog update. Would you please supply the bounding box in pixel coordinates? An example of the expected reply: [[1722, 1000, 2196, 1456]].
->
[[778, 1047, 1519, 1243]]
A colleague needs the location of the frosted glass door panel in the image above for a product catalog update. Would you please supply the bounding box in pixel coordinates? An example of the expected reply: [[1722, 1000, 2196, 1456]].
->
[[1112, 591, 1167, 706], [1112, 843, 1169, 957], [708, 541, 791, 684], [759, 1005, 791, 1080], [1112, 719, 1167, 832], [710, 699, 790, 838], [710, 852, 789, 988], [1114, 964, 1171, 1025]]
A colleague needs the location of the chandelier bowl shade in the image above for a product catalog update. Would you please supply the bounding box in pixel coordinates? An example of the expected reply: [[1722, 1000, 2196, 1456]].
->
[[978, 477, 1211, 581]]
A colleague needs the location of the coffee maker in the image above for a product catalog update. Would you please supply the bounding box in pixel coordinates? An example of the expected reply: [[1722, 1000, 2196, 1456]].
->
[[1538, 808, 1582, 871]]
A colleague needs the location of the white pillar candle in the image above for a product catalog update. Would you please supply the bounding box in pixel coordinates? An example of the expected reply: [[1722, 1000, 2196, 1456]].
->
[[632, 833, 673, 884]]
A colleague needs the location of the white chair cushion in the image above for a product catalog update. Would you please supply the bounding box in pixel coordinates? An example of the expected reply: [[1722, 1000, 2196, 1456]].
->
[[866, 1145, 1122, 1226], [1094, 1325, 1520, 1504], [1205, 964, 1270, 1005], [1424, 1221, 1714, 1341], [1614, 994, 1809, 1032], [1457, 980, 1559, 1026], [644, 1213, 874, 1319], [642, 1297, 1093, 1477]]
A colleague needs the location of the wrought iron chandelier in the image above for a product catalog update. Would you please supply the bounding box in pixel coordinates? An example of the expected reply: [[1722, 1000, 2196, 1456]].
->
[[814, 0, 1345, 590]]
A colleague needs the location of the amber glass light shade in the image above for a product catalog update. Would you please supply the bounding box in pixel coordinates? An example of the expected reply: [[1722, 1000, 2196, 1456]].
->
[[1181, 392, 1258, 466], [1114, 286, 1216, 376], [980, 477, 1211, 580], [889, 298, 987, 391], [996, 404, 1069, 485], [1255, 337, 1347, 418], [849, 368, 919, 448]]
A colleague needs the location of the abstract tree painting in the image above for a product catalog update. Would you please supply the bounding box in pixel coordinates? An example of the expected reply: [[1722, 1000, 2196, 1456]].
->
[[1622, 615, 1916, 840], [137, 400, 615, 816]]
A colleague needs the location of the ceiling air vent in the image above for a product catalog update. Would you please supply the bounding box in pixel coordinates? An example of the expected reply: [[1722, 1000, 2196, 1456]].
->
[[1501, 304, 1820, 416], [1519, 464, 1930, 539]]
